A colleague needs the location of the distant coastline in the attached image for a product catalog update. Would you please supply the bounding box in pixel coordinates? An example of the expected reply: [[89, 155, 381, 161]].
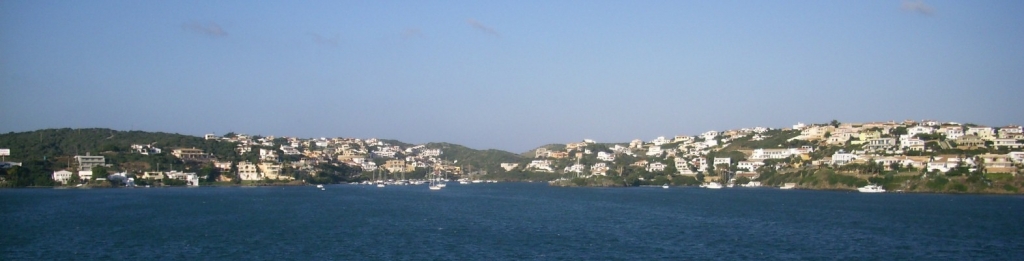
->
[[1, 120, 1022, 195]]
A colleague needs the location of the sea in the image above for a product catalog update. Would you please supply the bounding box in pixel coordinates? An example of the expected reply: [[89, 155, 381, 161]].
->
[[2, 182, 1022, 260]]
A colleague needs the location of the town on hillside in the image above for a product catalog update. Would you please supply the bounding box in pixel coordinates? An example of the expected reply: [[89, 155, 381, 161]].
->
[[1, 120, 1022, 193]]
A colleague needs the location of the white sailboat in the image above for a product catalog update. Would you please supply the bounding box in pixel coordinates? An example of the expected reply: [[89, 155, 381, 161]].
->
[[428, 167, 442, 190], [376, 169, 385, 188], [437, 169, 448, 188]]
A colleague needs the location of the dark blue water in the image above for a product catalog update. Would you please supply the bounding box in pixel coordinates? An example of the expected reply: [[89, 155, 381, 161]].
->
[[2, 183, 1022, 260]]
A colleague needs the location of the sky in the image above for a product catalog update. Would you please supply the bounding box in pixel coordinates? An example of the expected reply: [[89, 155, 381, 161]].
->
[[1, 0, 1023, 153]]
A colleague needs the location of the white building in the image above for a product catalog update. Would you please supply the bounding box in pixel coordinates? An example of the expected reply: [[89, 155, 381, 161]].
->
[[597, 151, 616, 162], [420, 149, 442, 157], [691, 157, 708, 171], [500, 163, 519, 171], [591, 163, 609, 176], [651, 136, 670, 146], [831, 151, 859, 166], [750, 148, 801, 160], [360, 161, 377, 172], [372, 147, 397, 158], [259, 148, 279, 162], [674, 157, 690, 173], [166, 171, 200, 186], [527, 160, 553, 172], [966, 126, 997, 140], [901, 138, 926, 151], [52, 170, 73, 184], [646, 146, 664, 157], [793, 122, 807, 130], [713, 157, 732, 167], [1008, 152, 1024, 163], [647, 162, 667, 172], [564, 164, 586, 175], [907, 126, 935, 137], [737, 161, 765, 172], [629, 139, 644, 149], [701, 131, 719, 141], [280, 145, 301, 155], [74, 154, 105, 171], [238, 162, 260, 181], [993, 139, 1022, 149], [865, 138, 897, 151], [999, 125, 1023, 138], [673, 135, 693, 143], [941, 127, 964, 140]]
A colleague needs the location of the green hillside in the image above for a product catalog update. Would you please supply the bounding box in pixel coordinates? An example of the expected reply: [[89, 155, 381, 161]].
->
[[424, 142, 523, 173], [0, 128, 236, 162], [521, 144, 567, 158]]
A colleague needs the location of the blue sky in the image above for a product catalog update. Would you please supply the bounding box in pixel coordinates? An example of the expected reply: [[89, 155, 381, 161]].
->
[[2, 0, 1022, 152]]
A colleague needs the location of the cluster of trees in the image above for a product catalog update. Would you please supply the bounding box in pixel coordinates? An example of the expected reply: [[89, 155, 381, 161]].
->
[[0, 161, 56, 188]]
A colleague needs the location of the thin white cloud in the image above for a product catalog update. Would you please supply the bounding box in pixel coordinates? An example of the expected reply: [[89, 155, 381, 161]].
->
[[308, 33, 339, 46], [182, 21, 227, 36], [901, 0, 934, 15], [467, 19, 499, 37]]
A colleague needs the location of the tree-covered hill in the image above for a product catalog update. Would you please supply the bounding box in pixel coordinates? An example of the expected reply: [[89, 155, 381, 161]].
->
[[521, 144, 568, 158], [0, 128, 235, 162], [423, 142, 523, 173]]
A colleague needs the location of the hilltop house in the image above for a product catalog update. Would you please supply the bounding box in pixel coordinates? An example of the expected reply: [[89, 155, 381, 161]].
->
[[998, 125, 1023, 139], [527, 160, 553, 172], [171, 148, 212, 162], [646, 162, 667, 172], [966, 126, 996, 140], [597, 151, 616, 162]]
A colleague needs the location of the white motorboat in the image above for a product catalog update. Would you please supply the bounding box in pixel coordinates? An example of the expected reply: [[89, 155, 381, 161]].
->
[[704, 182, 722, 189], [857, 184, 886, 193], [662, 184, 669, 189], [316, 184, 325, 190]]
